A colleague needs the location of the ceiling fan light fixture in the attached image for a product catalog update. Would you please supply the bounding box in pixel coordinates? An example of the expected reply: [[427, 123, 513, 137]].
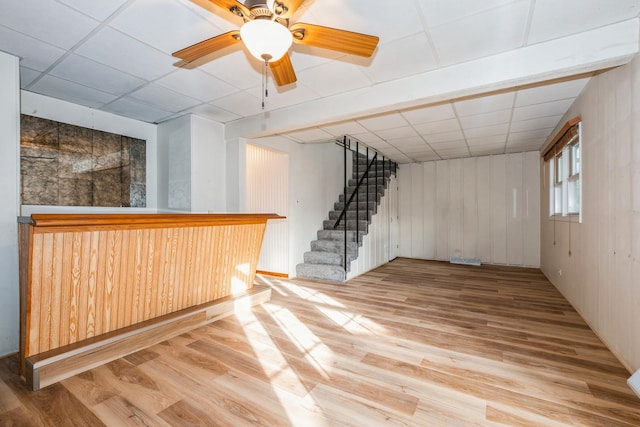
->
[[240, 19, 293, 62]]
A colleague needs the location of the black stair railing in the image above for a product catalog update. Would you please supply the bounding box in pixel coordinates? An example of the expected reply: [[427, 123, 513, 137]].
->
[[333, 136, 397, 272]]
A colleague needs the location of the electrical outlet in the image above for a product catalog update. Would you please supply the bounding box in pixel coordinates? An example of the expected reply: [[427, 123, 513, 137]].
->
[[558, 268, 562, 276]]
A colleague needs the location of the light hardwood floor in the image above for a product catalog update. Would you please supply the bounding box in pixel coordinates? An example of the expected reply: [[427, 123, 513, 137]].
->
[[2, 258, 639, 426]]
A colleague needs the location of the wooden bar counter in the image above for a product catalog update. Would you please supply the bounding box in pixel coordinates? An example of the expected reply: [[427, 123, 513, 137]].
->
[[18, 213, 283, 390]]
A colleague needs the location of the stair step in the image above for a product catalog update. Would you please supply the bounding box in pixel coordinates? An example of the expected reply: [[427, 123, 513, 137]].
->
[[328, 210, 370, 221], [296, 263, 345, 282], [303, 251, 344, 265], [339, 192, 382, 204], [311, 239, 358, 255], [317, 229, 365, 243], [323, 219, 369, 232], [355, 170, 392, 178], [348, 177, 388, 187], [334, 201, 378, 213]]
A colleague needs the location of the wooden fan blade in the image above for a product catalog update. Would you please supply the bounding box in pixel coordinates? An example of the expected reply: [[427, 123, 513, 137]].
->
[[290, 23, 379, 57], [276, 0, 305, 19], [269, 53, 297, 86], [190, 0, 250, 20], [172, 30, 241, 64]]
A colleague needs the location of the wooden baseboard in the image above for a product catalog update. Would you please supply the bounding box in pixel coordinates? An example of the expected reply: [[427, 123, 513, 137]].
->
[[256, 270, 289, 278], [25, 285, 271, 391]]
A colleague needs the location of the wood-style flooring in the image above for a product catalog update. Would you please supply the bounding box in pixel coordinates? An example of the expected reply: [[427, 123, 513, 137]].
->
[[1, 258, 639, 426]]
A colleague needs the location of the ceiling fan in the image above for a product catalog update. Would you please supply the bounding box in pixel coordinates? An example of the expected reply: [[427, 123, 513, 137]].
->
[[172, 0, 379, 86]]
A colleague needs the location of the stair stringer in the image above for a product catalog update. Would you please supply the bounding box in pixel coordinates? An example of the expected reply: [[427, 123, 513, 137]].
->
[[346, 174, 396, 280]]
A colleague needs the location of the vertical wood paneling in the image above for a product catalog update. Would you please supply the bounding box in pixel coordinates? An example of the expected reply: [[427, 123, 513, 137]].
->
[[492, 156, 508, 264], [24, 221, 268, 356], [476, 157, 492, 263], [398, 152, 540, 267], [523, 152, 540, 266], [449, 159, 464, 259], [507, 153, 524, 266], [435, 161, 450, 260], [462, 157, 478, 259], [246, 144, 289, 274], [398, 167, 412, 257], [423, 162, 436, 259], [410, 163, 424, 257]]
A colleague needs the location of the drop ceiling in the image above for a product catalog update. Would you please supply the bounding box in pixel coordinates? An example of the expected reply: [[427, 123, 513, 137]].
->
[[2, 0, 639, 163]]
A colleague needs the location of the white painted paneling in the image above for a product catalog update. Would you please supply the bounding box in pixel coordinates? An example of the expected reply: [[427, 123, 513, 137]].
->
[[506, 152, 525, 265], [398, 152, 540, 267], [0, 51, 19, 356], [524, 151, 541, 266], [423, 162, 436, 258], [539, 54, 640, 372], [435, 160, 450, 260], [398, 166, 412, 257], [477, 156, 493, 262], [190, 115, 225, 213], [462, 157, 478, 259], [246, 144, 289, 275], [449, 159, 464, 259], [410, 163, 424, 257], [492, 155, 508, 263]]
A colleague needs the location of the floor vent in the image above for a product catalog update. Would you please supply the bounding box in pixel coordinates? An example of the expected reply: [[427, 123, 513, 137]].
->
[[450, 257, 481, 266]]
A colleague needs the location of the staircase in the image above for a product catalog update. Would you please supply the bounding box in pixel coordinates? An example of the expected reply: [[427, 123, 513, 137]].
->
[[296, 152, 396, 282]]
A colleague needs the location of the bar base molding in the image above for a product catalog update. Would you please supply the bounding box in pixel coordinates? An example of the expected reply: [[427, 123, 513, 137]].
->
[[25, 285, 271, 391]]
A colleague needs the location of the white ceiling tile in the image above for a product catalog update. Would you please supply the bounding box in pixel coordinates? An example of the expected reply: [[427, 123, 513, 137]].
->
[[129, 84, 202, 113], [213, 91, 271, 117], [402, 104, 456, 125], [375, 126, 418, 141], [512, 99, 574, 121], [57, 0, 129, 20], [508, 128, 553, 142], [303, 0, 424, 43], [515, 78, 589, 107], [76, 27, 175, 80], [286, 128, 334, 143], [30, 75, 117, 108], [414, 118, 461, 135], [288, 47, 344, 72], [418, 0, 521, 28], [459, 109, 512, 128], [187, 103, 242, 123], [20, 67, 41, 88], [351, 132, 384, 144], [387, 136, 427, 147], [320, 121, 368, 136], [399, 145, 433, 155], [426, 130, 465, 144], [49, 54, 145, 96], [109, 0, 223, 55], [257, 82, 321, 109], [430, 0, 530, 66], [199, 50, 262, 90], [0, 0, 99, 49], [297, 60, 373, 97], [102, 97, 172, 123], [411, 152, 441, 162], [509, 115, 563, 133], [506, 141, 542, 152], [467, 135, 507, 146], [528, 0, 640, 44], [155, 69, 238, 102], [463, 123, 509, 139], [358, 113, 408, 132], [454, 92, 515, 116], [362, 32, 438, 83], [470, 146, 505, 156], [0, 26, 66, 72], [429, 140, 468, 150]]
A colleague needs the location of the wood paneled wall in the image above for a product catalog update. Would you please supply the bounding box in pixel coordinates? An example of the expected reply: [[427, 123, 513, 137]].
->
[[19, 214, 281, 358], [398, 152, 540, 267]]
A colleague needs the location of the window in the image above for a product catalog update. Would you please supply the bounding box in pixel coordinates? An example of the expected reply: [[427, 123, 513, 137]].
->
[[542, 118, 582, 221]]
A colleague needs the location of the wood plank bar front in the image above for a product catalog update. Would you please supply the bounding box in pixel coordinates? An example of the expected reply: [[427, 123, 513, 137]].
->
[[18, 213, 283, 390]]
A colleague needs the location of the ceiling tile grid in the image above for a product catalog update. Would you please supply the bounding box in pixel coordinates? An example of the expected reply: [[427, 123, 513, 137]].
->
[[0, 0, 637, 164]]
